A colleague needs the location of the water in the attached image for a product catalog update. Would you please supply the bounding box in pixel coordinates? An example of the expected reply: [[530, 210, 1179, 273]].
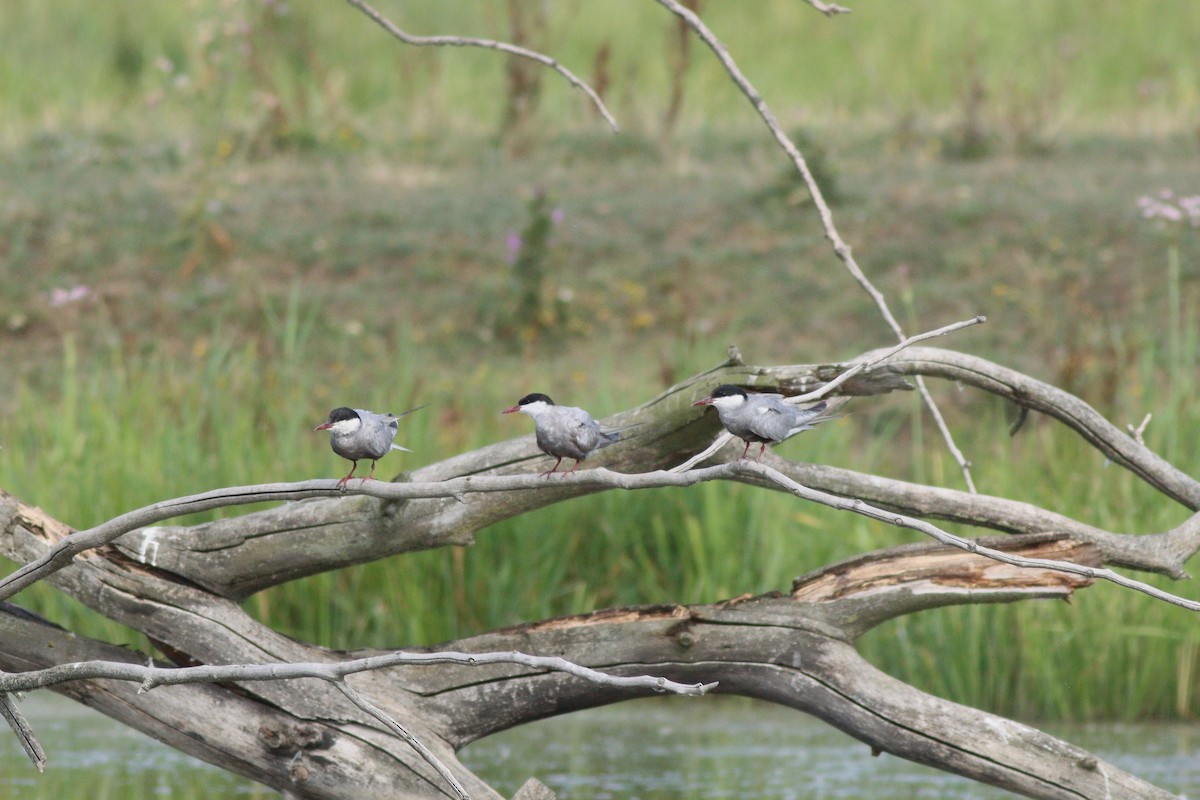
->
[[1, 694, 1196, 799], [462, 698, 1200, 799]]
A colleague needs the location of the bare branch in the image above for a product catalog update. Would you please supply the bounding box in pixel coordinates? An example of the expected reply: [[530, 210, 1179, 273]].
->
[[804, 0, 852, 15], [768, 458, 1200, 579], [734, 459, 1200, 612], [344, 0, 618, 132], [5, 461, 1198, 613], [4, 341, 1195, 608], [0, 647, 712, 798], [414, 574, 1176, 800], [670, 315, 986, 472], [332, 681, 471, 800], [1128, 412, 1153, 446], [870, 348, 1200, 509], [0, 692, 45, 773], [652, 0, 977, 492], [0, 484, 337, 602], [794, 316, 987, 403], [0, 648, 714, 698], [0, 551, 1172, 800]]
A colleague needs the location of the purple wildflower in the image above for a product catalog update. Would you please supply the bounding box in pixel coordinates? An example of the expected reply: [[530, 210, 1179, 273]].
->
[[48, 285, 92, 308], [1138, 190, 1200, 227], [505, 232, 523, 264]]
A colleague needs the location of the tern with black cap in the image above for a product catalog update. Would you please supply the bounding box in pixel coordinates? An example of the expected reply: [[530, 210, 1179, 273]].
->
[[503, 393, 623, 476], [692, 384, 832, 460], [315, 405, 423, 489]]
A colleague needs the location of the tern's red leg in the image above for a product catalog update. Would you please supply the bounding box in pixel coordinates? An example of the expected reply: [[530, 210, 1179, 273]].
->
[[539, 457, 563, 478], [739, 439, 752, 460], [562, 459, 582, 476], [362, 460, 378, 484], [755, 442, 767, 460], [336, 461, 358, 490]]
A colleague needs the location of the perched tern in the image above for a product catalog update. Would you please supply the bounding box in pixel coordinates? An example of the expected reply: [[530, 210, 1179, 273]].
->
[[315, 405, 423, 489], [692, 384, 832, 460], [503, 393, 622, 476]]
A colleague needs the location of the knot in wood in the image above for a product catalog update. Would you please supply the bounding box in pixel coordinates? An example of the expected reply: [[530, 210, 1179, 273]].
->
[[259, 722, 330, 753], [289, 759, 311, 783]]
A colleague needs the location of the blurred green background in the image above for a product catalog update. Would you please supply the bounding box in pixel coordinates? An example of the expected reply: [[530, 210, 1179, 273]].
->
[[1, 0, 1199, 723]]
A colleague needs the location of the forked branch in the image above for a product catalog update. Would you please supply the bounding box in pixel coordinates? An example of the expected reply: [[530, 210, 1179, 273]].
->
[[0, 645, 711, 797], [653, 0, 978, 492], [671, 315, 985, 471], [3, 465, 1197, 612], [0, 535, 1178, 800], [344, 0, 618, 132]]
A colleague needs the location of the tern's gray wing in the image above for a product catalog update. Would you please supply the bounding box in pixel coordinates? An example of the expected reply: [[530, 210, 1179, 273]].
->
[[536, 406, 612, 460], [353, 409, 402, 459], [362, 405, 425, 453], [740, 401, 797, 444], [742, 397, 828, 443]]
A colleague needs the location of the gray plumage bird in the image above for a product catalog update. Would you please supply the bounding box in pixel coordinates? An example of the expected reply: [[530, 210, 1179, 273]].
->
[[503, 393, 621, 476], [315, 405, 423, 489], [692, 384, 832, 460]]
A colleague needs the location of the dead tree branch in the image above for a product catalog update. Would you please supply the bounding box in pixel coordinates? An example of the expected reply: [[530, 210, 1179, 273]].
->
[[1, 349, 1194, 797], [2, 345, 1196, 603], [767, 459, 1200, 579], [652, 0, 978, 492], [4, 462, 1199, 612], [0, 642, 711, 795], [343, 0, 618, 132], [860, 348, 1200, 508], [673, 315, 985, 471], [0, 649, 713, 698], [804, 0, 852, 15], [0, 691, 44, 774], [0, 534, 1180, 799]]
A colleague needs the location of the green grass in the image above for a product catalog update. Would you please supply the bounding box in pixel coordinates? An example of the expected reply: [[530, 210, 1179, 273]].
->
[[3, 0, 1200, 146]]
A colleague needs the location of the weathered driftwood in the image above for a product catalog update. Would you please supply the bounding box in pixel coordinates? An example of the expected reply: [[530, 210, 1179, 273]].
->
[[0, 533, 1176, 800], [0, 350, 1195, 799]]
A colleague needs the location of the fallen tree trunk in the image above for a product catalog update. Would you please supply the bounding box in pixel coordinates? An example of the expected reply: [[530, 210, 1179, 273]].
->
[[0, 352, 1195, 799], [0, 533, 1176, 799]]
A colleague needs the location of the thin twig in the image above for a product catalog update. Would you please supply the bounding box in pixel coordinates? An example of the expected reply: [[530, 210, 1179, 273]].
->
[[2, 649, 717, 697], [669, 315, 986, 473], [734, 460, 1200, 612], [652, 0, 977, 493], [0, 649, 711, 797], [4, 463, 1198, 613], [344, 0, 618, 132], [803, 0, 852, 16], [332, 681, 470, 800], [0, 692, 45, 772], [1127, 413, 1152, 446]]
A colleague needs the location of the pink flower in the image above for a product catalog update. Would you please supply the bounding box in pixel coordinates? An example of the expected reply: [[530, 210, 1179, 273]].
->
[[1138, 190, 1200, 227], [505, 232, 522, 264], [48, 285, 92, 308]]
